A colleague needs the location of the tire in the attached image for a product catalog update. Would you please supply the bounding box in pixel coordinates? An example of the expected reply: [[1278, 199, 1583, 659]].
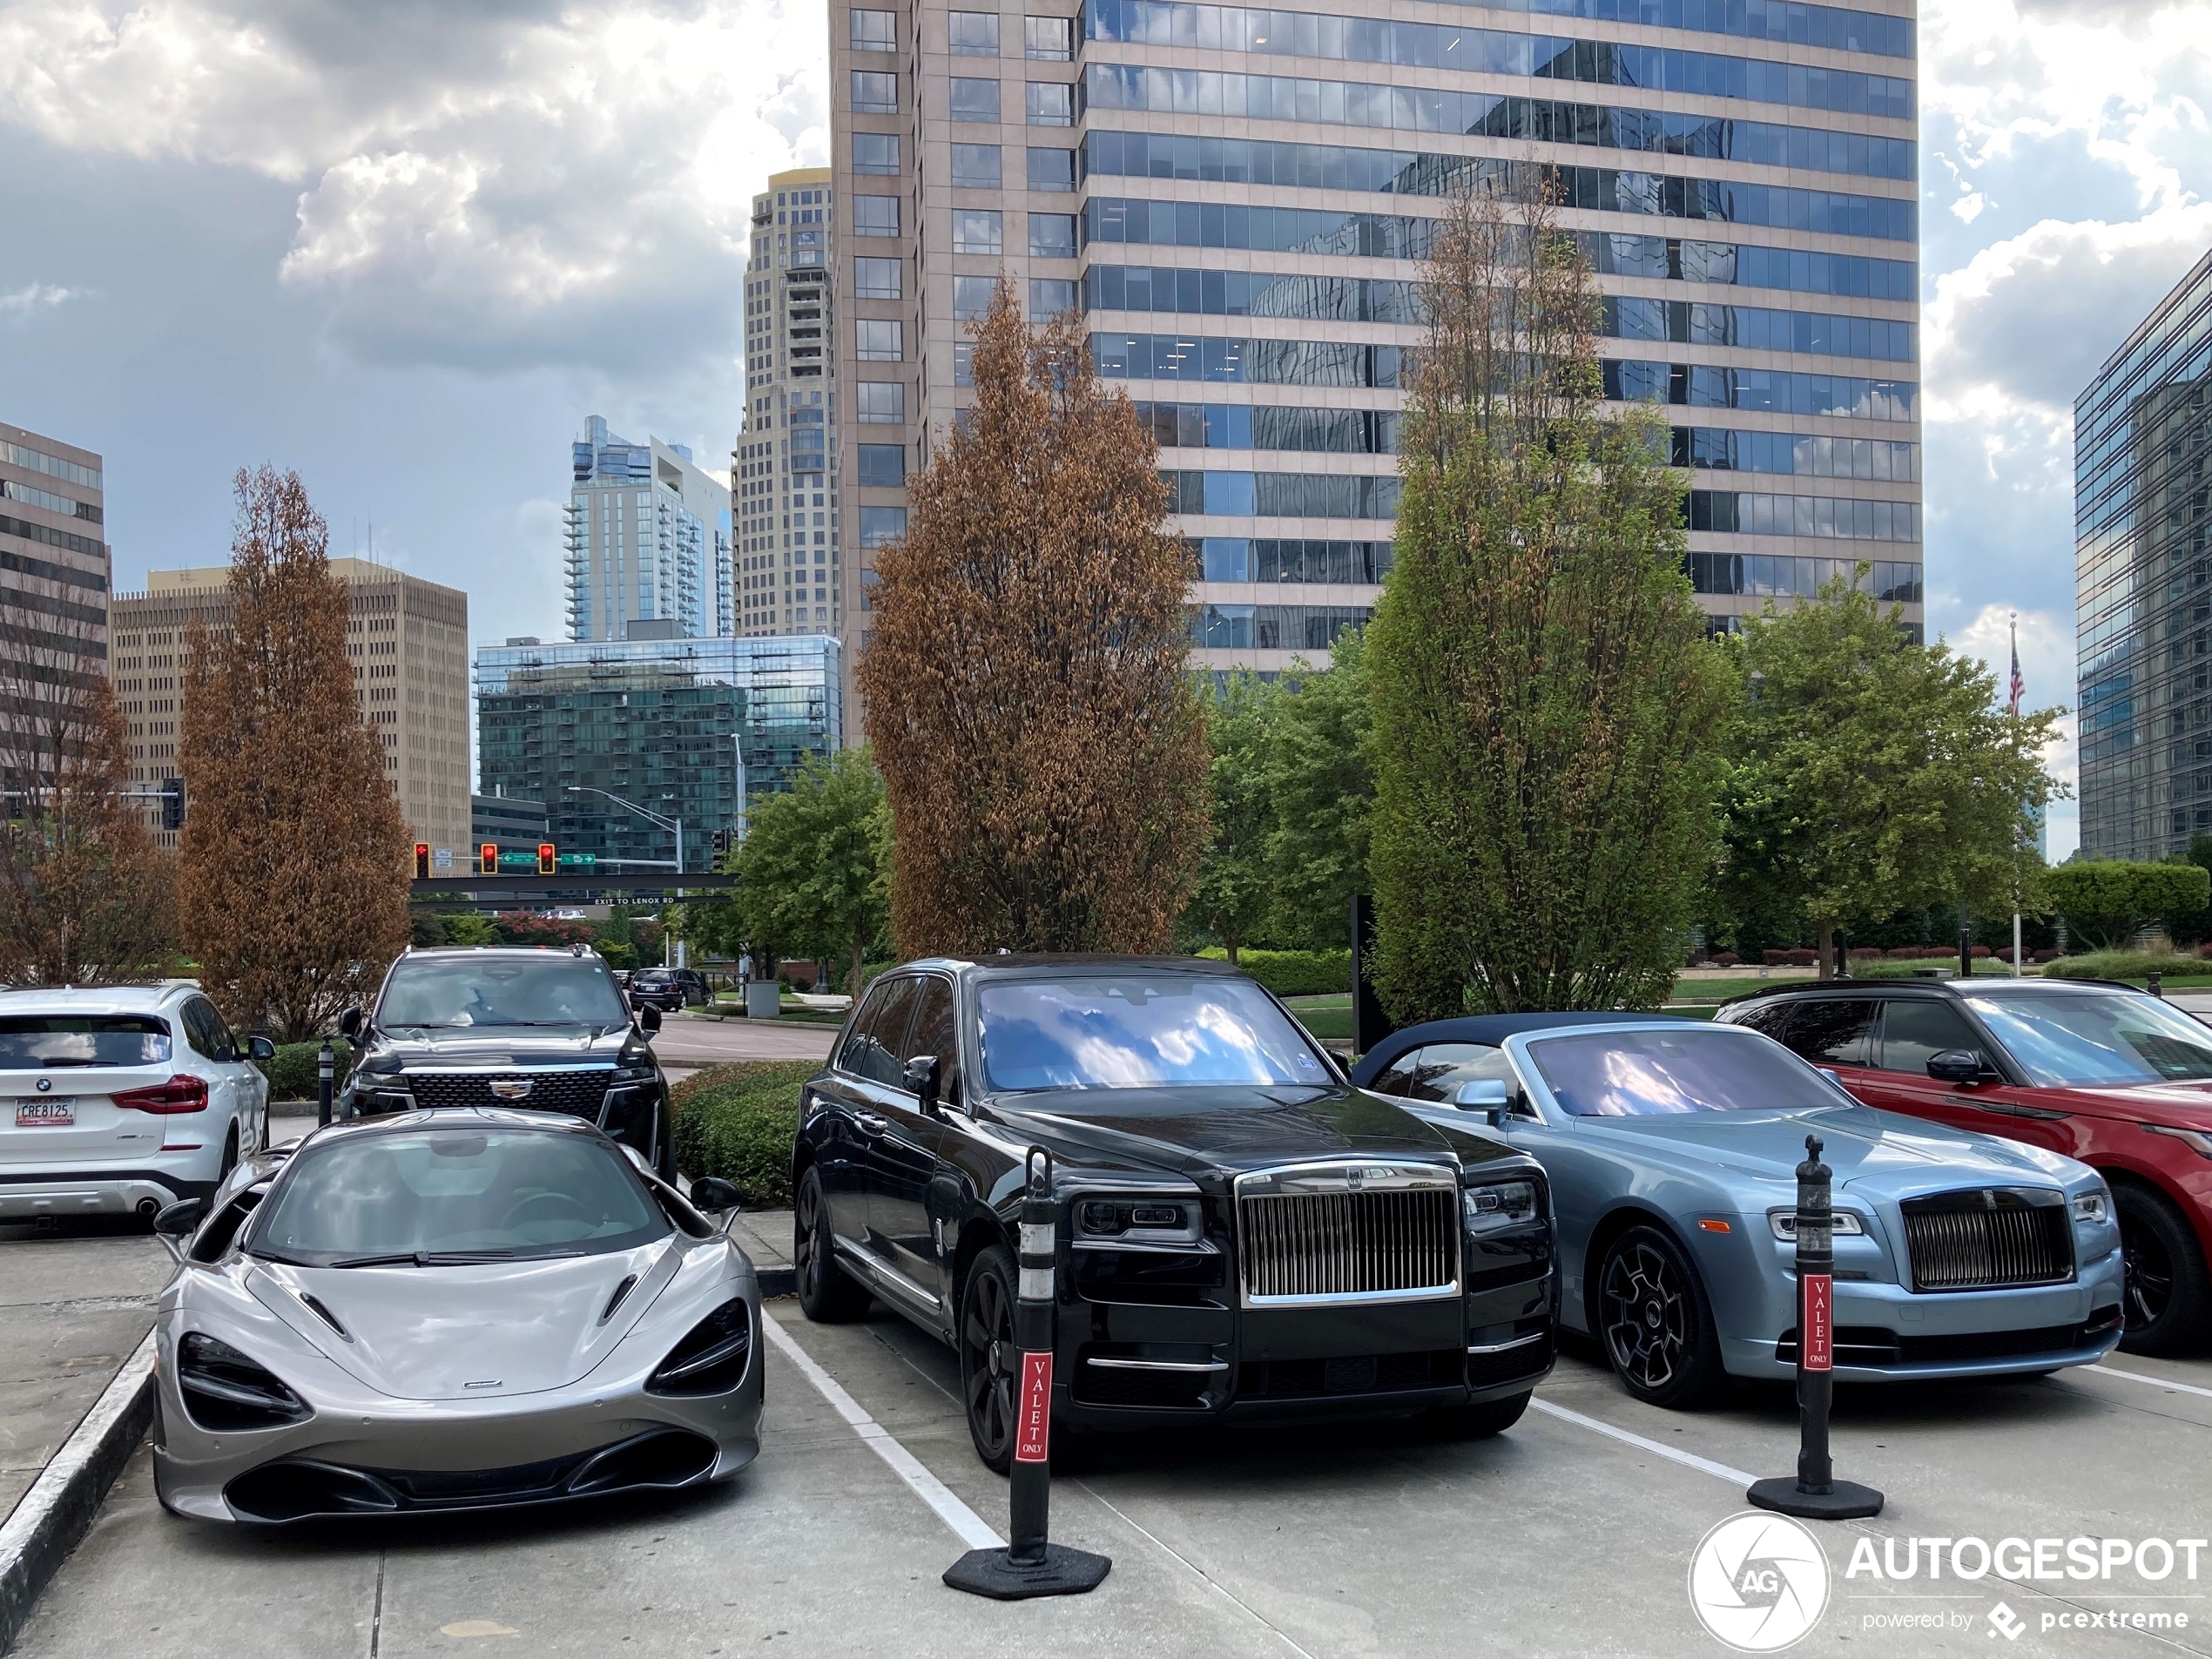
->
[[1596, 1224, 1728, 1409], [2114, 1179, 2211, 1358], [958, 1245, 1020, 1474], [793, 1166, 871, 1323], [216, 1123, 239, 1184], [1425, 1389, 1532, 1440]]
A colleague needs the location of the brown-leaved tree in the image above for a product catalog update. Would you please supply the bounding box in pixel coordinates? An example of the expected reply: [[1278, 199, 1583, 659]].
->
[[179, 468, 410, 1039], [859, 281, 1209, 955]]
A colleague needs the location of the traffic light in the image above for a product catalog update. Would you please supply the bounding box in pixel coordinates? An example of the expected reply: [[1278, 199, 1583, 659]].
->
[[415, 842, 431, 879], [159, 776, 185, 833], [538, 842, 556, 876], [479, 843, 498, 876], [711, 828, 731, 860]]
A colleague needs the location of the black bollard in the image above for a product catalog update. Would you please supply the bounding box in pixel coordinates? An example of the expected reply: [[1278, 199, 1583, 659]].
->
[[1748, 1135, 1884, 1521], [1959, 924, 1973, 982], [943, 1148, 1111, 1600], [2148, 971, 2163, 1000], [316, 1039, 335, 1129]]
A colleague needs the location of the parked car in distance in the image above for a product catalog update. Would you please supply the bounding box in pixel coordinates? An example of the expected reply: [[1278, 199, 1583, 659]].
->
[[151, 1109, 760, 1522], [334, 947, 675, 1179], [1716, 978, 2212, 1355], [1353, 1015, 2126, 1406], [627, 968, 711, 1013], [795, 956, 1558, 1470], [0, 985, 274, 1225]]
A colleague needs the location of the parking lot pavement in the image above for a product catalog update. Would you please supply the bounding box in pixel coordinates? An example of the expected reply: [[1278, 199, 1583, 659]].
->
[[12, 1281, 2211, 1656], [0, 1220, 168, 1526], [646, 1013, 838, 1078]]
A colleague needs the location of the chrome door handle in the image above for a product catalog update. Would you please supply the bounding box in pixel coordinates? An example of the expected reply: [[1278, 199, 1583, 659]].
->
[[853, 1112, 887, 1132]]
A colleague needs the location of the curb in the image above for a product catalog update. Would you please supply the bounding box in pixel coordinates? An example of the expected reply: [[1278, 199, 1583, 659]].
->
[[0, 1330, 158, 1656], [758, 1268, 796, 1298]]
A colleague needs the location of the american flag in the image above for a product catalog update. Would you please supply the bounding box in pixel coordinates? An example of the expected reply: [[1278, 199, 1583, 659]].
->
[[2008, 617, 2025, 718]]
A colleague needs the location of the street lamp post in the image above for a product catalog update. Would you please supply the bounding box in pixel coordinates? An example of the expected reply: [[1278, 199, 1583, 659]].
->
[[564, 786, 687, 968]]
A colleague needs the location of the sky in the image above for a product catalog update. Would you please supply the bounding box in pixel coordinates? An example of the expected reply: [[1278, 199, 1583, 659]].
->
[[5, 0, 2212, 859]]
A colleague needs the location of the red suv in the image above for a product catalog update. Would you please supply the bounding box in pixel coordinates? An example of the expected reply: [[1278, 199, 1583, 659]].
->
[[1716, 979, 2212, 1355]]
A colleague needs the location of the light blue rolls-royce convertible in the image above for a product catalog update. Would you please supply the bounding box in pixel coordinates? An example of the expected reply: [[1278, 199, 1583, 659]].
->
[[1352, 1016, 2125, 1407]]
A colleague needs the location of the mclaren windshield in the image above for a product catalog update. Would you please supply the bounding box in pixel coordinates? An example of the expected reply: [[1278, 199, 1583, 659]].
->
[[376, 956, 630, 1029], [977, 975, 1332, 1092], [249, 1127, 666, 1266]]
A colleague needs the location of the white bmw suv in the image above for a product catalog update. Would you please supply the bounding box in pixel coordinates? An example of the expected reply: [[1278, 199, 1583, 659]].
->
[[0, 985, 273, 1225]]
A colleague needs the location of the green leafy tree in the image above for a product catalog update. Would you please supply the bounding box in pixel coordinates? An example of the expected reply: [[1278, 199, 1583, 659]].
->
[[733, 748, 892, 994], [442, 912, 497, 947], [1191, 673, 1279, 962], [1720, 577, 2066, 974], [1367, 184, 1737, 1017], [1263, 630, 1374, 951], [2043, 860, 2209, 952]]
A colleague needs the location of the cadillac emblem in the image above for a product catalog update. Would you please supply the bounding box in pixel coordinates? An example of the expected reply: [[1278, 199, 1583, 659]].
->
[[489, 1078, 535, 1101]]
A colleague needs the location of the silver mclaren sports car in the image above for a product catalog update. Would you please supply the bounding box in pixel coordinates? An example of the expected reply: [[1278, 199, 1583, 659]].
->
[[150, 1107, 763, 1524]]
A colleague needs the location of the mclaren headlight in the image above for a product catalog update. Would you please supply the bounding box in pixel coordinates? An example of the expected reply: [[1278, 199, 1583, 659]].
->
[[647, 1298, 752, 1396], [1463, 1180, 1540, 1237], [177, 1332, 311, 1432]]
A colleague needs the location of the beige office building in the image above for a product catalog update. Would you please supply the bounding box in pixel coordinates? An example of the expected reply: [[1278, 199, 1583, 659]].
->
[[735, 165, 843, 637], [111, 559, 469, 855], [831, 0, 1924, 688], [0, 421, 110, 791]]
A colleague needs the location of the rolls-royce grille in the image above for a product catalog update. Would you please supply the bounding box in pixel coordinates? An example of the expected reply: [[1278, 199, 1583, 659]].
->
[[1900, 1190, 2073, 1291], [403, 1069, 614, 1118], [1237, 1184, 1459, 1304]]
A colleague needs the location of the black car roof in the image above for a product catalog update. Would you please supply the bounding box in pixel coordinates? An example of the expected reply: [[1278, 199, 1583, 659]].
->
[[1716, 975, 2145, 1007], [1347, 1011, 1690, 1089]]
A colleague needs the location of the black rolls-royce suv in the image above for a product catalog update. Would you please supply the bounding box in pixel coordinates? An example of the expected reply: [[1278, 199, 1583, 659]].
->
[[336, 946, 676, 1178], [793, 955, 1557, 1470]]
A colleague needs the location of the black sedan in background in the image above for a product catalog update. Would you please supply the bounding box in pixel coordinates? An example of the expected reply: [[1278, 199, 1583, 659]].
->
[[627, 968, 711, 1013], [792, 955, 1557, 1470]]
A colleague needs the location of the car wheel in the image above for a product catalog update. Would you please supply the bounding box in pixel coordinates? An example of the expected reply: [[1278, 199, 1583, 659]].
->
[[959, 1245, 1020, 1474], [793, 1167, 870, 1323], [1597, 1225, 1727, 1409], [2114, 1179, 2210, 1357], [216, 1123, 239, 1184], [1424, 1389, 1532, 1440]]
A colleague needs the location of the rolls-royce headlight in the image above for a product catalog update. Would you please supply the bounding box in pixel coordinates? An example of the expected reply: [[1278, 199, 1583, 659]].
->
[[1768, 1209, 1866, 1241], [2072, 1190, 2110, 1225], [1463, 1180, 1539, 1235], [1076, 1198, 1199, 1241]]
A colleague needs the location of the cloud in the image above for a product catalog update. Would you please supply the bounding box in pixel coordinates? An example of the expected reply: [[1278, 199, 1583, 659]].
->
[[0, 280, 85, 319], [0, 0, 829, 374]]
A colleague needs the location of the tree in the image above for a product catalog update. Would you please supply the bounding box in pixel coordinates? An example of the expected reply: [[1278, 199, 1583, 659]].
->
[[1720, 577, 2065, 974], [732, 748, 891, 994], [178, 467, 411, 1040], [1366, 184, 1737, 1018], [2043, 860, 2209, 952], [1191, 672, 1278, 963], [859, 281, 1209, 955], [0, 631, 177, 983], [1263, 629, 1374, 951]]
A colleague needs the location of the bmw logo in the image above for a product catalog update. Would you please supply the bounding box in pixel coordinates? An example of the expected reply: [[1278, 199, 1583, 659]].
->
[[36, 1078, 51, 1092]]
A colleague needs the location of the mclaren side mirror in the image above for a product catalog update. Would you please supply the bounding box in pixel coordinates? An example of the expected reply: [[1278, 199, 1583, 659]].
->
[[1925, 1049, 1986, 1085], [903, 1054, 943, 1116], [337, 1007, 363, 1041], [246, 1035, 277, 1062], [690, 1177, 742, 1214], [1454, 1077, 1513, 1128], [153, 1197, 203, 1239], [637, 1005, 663, 1034]]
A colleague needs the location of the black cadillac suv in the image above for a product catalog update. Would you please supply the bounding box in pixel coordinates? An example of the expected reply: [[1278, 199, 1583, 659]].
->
[[336, 947, 675, 1178]]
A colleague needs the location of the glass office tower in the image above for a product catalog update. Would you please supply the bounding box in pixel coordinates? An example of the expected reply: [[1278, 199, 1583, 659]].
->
[[566, 416, 736, 643], [831, 0, 1924, 699], [2076, 247, 2212, 860]]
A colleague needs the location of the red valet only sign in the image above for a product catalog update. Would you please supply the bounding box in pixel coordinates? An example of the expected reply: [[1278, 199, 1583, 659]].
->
[[1803, 1273, 1834, 1372], [1014, 1352, 1054, 1463]]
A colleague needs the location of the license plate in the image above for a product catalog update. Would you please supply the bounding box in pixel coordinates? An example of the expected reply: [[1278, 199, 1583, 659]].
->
[[15, 1099, 75, 1128]]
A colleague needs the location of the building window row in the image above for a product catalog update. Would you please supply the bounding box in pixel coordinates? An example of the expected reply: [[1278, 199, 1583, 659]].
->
[[1194, 537, 1396, 583], [0, 440, 101, 491], [1088, 2, 1913, 119], [1190, 603, 1372, 651], [1082, 65, 1916, 182], [1137, 401, 1402, 455], [1516, 0, 1912, 60], [1687, 490, 1919, 542], [0, 479, 102, 522], [948, 77, 1076, 125], [0, 514, 105, 563], [1604, 359, 1916, 421], [1162, 469, 1403, 518], [1685, 551, 1921, 602], [1673, 426, 1918, 482], [1096, 331, 1406, 387]]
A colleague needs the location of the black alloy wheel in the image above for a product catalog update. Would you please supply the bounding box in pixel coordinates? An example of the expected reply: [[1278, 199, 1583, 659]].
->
[[2114, 1179, 2210, 1358], [959, 1246, 1020, 1474], [1597, 1225, 1725, 1409], [794, 1167, 870, 1323]]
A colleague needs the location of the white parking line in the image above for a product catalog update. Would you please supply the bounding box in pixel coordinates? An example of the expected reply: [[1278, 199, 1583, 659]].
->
[[2087, 1365, 2212, 1403], [760, 1314, 1006, 1551], [1527, 1398, 1760, 1487]]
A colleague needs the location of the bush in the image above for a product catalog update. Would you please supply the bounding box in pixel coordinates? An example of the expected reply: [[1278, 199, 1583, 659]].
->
[[1710, 951, 1739, 968], [1848, 947, 1882, 960], [1192, 948, 1352, 998], [255, 1039, 356, 1101], [1762, 948, 1817, 968], [2041, 951, 2204, 981], [669, 1061, 818, 1208], [2033, 948, 2060, 964]]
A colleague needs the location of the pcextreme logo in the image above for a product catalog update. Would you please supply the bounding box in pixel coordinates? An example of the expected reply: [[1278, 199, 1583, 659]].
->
[[1689, 1512, 1832, 1653]]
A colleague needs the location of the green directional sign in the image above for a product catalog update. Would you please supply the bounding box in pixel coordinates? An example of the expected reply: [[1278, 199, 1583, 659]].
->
[[496, 851, 538, 870], [556, 853, 597, 869]]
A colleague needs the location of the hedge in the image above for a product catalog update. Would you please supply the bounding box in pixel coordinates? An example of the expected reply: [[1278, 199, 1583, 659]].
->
[[1192, 948, 1352, 998], [253, 1039, 358, 1101], [2041, 951, 2206, 981], [669, 1061, 816, 1208]]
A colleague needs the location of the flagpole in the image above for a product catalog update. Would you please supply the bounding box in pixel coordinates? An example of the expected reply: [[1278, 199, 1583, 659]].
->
[[2011, 613, 2024, 979]]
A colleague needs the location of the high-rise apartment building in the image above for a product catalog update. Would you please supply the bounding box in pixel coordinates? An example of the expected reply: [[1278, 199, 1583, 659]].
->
[[566, 416, 735, 643], [111, 559, 470, 855], [0, 421, 108, 792], [2075, 246, 2212, 860], [831, 0, 1922, 685], [735, 167, 844, 638]]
